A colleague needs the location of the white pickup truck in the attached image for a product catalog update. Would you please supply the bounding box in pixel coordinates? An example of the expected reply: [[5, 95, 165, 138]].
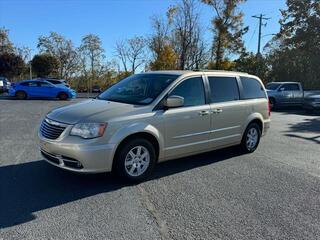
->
[[266, 82, 320, 111]]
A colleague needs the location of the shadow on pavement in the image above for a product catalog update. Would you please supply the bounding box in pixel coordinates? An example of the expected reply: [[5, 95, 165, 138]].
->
[[272, 106, 320, 116], [0, 146, 242, 228], [285, 118, 320, 144]]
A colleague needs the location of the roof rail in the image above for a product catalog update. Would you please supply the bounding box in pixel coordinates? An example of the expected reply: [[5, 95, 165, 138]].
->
[[193, 69, 248, 74]]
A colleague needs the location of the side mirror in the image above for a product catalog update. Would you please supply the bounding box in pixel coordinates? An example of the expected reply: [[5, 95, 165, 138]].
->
[[278, 87, 285, 92], [164, 95, 184, 108]]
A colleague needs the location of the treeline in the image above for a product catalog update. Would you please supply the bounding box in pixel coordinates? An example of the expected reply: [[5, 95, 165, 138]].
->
[[0, 0, 319, 90]]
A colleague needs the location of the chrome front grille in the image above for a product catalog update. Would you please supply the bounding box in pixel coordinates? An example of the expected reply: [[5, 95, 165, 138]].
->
[[40, 118, 67, 140]]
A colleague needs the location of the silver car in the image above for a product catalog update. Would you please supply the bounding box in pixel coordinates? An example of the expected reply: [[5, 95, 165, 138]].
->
[[39, 70, 271, 181]]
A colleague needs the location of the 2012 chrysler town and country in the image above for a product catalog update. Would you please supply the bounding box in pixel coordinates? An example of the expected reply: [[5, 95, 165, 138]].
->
[[39, 70, 271, 181]]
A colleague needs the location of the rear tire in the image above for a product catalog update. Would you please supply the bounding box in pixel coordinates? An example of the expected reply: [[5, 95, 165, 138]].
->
[[113, 138, 156, 182], [58, 92, 68, 100], [15, 91, 27, 100], [240, 123, 261, 153]]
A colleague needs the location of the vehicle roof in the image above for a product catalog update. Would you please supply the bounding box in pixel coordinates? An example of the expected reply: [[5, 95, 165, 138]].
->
[[145, 70, 252, 77], [19, 79, 51, 83], [37, 78, 64, 82], [268, 82, 301, 84], [144, 70, 193, 75]]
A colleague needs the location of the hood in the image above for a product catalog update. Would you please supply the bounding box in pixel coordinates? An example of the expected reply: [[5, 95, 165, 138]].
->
[[47, 99, 144, 124], [306, 94, 320, 99]]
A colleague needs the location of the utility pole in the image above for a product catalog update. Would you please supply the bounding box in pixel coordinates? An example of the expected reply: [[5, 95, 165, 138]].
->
[[252, 14, 270, 56]]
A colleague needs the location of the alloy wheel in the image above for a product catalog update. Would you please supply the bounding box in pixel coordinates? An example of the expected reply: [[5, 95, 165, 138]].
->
[[246, 127, 258, 150], [124, 146, 150, 177]]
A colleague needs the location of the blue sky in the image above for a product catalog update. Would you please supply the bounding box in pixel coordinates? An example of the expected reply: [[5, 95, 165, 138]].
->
[[0, 0, 286, 59]]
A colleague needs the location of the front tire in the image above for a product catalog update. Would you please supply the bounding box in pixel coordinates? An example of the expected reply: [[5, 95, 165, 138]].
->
[[15, 91, 27, 100], [114, 138, 156, 182], [240, 123, 261, 153], [58, 92, 68, 100]]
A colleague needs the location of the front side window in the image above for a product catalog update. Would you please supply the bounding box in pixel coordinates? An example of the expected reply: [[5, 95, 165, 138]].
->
[[208, 76, 239, 103], [169, 77, 206, 107], [22, 81, 38, 87], [282, 84, 300, 91], [98, 74, 178, 105], [39, 82, 51, 87], [20, 82, 29, 86], [241, 77, 266, 99]]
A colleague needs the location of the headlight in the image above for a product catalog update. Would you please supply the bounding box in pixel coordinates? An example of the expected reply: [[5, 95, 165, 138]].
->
[[70, 123, 107, 139]]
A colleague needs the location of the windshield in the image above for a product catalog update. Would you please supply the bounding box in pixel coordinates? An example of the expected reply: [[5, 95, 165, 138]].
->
[[266, 83, 281, 90], [97, 73, 178, 105]]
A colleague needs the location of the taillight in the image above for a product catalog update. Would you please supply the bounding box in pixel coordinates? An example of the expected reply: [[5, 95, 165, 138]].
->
[[268, 99, 271, 116]]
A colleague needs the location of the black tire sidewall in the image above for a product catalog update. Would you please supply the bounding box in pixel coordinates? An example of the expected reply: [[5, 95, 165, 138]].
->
[[241, 123, 261, 153], [114, 138, 156, 182], [16, 91, 26, 99], [58, 92, 68, 100]]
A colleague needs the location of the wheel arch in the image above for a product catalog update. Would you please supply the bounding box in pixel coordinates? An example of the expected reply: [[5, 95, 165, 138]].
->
[[243, 113, 264, 135], [112, 131, 161, 171], [15, 90, 27, 99]]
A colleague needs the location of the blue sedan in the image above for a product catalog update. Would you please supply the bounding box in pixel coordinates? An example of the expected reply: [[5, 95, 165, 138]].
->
[[9, 80, 76, 100]]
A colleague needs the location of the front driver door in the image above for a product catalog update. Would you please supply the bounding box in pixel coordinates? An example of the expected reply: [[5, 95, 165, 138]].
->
[[162, 76, 212, 159], [278, 84, 295, 104], [38, 81, 56, 98]]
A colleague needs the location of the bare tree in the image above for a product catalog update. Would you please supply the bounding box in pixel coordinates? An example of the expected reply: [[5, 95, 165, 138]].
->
[[79, 34, 105, 92], [114, 36, 147, 73], [170, 0, 207, 70], [114, 40, 129, 73], [37, 32, 79, 79], [127, 37, 146, 73]]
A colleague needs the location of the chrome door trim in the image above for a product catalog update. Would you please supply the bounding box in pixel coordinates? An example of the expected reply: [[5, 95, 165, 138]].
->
[[173, 130, 212, 139], [172, 125, 240, 139], [166, 134, 240, 150], [211, 125, 240, 133]]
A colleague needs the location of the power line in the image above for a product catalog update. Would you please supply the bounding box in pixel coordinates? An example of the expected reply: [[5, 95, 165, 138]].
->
[[252, 14, 271, 56], [248, 22, 258, 46]]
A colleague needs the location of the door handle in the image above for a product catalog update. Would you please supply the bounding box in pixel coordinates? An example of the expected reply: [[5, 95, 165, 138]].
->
[[212, 108, 223, 114], [199, 110, 210, 116]]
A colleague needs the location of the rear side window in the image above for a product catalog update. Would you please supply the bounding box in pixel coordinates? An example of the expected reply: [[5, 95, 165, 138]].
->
[[39, 82, 51, 87], [240, 77, 266, 99], [48, 80, 61, 84], [208, 76, 240, 103], [170, 77, 205, 107], [21, 81, 38, 87], [282, 84, 300, 91]]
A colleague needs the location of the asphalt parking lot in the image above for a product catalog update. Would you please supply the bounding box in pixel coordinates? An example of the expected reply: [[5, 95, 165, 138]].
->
[[1, 99, 320, 240]]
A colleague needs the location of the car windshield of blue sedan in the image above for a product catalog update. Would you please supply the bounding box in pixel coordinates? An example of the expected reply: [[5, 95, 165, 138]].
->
[[97, 74, 178, 105]]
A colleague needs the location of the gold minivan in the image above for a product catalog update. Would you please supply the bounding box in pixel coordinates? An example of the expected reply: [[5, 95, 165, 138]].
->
[[39, 70, 271, 181]]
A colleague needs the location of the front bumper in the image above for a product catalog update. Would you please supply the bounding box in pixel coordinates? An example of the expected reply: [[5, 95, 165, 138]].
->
[[39, 132, 115, 173], [8, 88, 16, 96], [68, 91, 77, 99]]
